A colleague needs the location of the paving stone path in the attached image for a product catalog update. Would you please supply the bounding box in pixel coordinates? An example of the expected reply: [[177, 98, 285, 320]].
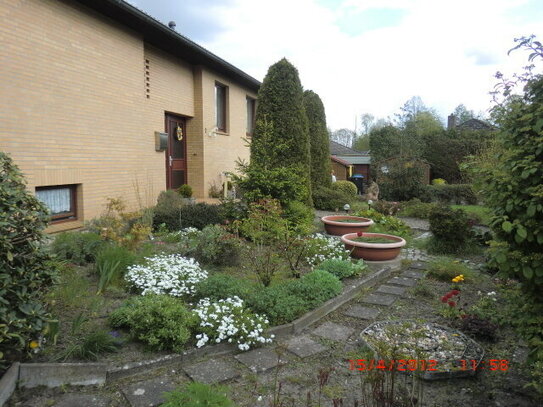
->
[[19, 259, 428, 407]]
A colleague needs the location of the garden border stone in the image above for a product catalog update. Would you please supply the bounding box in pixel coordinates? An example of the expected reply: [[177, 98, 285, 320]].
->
[[0, 362, 19, 406], [18, 363, 107, 388]]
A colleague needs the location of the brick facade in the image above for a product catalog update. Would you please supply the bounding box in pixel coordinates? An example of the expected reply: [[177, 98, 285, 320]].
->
[[0, 0, 257, 232]]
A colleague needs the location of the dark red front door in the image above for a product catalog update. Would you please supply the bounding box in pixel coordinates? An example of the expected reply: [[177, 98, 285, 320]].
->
[[165, 114, 187, 190]]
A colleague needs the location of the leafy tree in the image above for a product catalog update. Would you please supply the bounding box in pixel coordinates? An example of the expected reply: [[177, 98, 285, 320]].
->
[[303, 90, 332, 190], [369, 124, 402, 163], [248, 58, 312, 205], [353, 135, 370, 151], [453, 104, 476, 123], [359, 113, 375, 136], [330, 128, 356, 147], [1, 153, 57, 367]]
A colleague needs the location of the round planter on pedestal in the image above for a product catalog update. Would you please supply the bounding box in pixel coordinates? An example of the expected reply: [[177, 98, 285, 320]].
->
[[321, 215, 374, 236], [341, 232, 406, 261]]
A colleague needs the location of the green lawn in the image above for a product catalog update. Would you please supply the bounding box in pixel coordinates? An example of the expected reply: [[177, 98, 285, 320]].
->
[[451, 204, 492, 226]]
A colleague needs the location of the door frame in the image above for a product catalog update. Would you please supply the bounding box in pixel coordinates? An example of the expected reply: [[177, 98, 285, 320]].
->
[[164, 113, 188, 190]]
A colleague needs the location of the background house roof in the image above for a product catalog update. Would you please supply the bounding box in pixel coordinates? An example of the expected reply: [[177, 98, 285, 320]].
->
[[73, 0, 261, 92], [330, 156, 352, 166], [329, 140, 369, 156], [329, 140, 371, 164]]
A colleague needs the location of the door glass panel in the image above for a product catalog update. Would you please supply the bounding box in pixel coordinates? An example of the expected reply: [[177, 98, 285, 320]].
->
[[171, 121, 184, 159], [172, 170, 185, 189]]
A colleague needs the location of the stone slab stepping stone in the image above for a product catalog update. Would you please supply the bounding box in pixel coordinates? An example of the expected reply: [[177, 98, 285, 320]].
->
[[344, 305, 381, 320], [184, 358, 240, 384], [55, 394, 111, 407], [409, 261, 428, 270], [402, 269, 426, 279], [312, 321, 355, 342], [235, 347, 287, 373], [122, 377, 176, 407], [376, 284, 406, 296], [361, 293, 397, 306], [387, 277, 417, 287], [285, 335, 328, 358]]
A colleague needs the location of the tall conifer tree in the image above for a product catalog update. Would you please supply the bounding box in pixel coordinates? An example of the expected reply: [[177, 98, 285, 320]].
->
[[303, 90, 332, 190]]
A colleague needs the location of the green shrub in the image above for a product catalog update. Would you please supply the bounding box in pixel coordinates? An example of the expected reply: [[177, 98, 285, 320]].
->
[[247, 282, 309, 325], [399, 199, 439, 219], [423, 184, 477, 205], [162, 382, 235, 407], [355, 208, 411, 239], [426, 257, 474, 282], [177, 184, 193, 198], [50, 232, 105, 265], [193, 274, 256, 302], [312, 186, 352, 211], [289, 269, 342, 308], [428, 205, 472, 254], [179, 203, 225, 230], [218, 198, 248, 222], [282, 200, 314, 233], [315, 258, 366, 279], [432, 178, 447, 185], [152, 190, 185, 231], [331, 180, 357, 196], [0, 153, 57, 367], [109, 295, 197, 352], [193, 225, 242, 266]]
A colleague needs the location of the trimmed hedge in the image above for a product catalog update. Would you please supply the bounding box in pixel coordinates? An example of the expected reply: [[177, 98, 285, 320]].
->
[[313, 186, 352, 211], [331, 180, 357, 196]]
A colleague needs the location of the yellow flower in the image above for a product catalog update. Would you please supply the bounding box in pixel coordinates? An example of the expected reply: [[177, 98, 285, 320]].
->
[[29, 340, 39, 349]]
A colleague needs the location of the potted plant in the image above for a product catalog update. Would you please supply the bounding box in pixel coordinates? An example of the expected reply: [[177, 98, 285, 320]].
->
[[321, 215, 374, 236], [177, 184, 195, 204], [340, 231, 406, 261]]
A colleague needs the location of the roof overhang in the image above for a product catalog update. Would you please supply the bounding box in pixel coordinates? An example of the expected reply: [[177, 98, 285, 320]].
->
[[73, 0, 260, 92], [333, 155, 371, 165]]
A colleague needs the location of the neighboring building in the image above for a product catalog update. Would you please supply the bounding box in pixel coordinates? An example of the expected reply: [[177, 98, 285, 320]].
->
[[0, 0, 259, 232], [329, 140, 371, 181], [447, 114, 494, 131]]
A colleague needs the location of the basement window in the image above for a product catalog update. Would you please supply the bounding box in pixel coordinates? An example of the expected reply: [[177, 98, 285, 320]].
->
[[35, 185, 77, 222]]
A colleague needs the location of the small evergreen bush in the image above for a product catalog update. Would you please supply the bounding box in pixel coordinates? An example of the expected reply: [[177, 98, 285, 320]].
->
[[289, 269, 342, 308], [399, 199, 439, 219], [315, 258, 366, 279], [247, 282, 309, 325], [331, 180, 357, 196], [152, 190, 185, 230], [179, 203, 225, 229], [312, 186, 352, 211], [193, 225, 242, 266], [282, 200, 314, 233], [177, 184, 193, 198], [50, 231, 105, 265], [193, 274, 256, 302], [109, 295, 197, 352], [428, 205, 472, 254]]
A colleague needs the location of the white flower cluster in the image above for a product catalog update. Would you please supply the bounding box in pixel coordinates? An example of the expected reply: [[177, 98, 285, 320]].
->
[[194, 296, 273, 351], [125, 254, 208, 296], [306, 233, 351, 267]]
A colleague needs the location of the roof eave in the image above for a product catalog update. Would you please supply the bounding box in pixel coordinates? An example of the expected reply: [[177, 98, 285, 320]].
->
[[74, 0, 260, 92]]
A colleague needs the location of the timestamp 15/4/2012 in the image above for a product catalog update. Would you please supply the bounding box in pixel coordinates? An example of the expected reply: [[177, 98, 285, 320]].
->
[[348, 359, 510, 372]]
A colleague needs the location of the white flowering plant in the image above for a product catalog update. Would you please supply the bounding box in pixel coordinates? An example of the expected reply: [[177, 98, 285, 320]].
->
[[193, 296, 273, 351], [305, 233, 351, 267], [125, 254, 208, 297]]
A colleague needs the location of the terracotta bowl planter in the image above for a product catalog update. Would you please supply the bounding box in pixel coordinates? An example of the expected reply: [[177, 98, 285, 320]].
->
[[321, 215, 374, 236], [341, 232, 406, 261]]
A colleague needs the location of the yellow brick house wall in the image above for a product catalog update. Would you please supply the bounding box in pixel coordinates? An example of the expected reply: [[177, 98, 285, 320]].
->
[[0, 0, 258, 232]]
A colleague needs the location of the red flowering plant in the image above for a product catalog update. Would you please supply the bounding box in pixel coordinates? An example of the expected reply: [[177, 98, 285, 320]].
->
[[439, 275, 467, 319]]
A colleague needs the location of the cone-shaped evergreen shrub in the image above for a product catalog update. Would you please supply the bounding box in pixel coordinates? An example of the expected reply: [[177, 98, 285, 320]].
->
[[303, 90, 332, 191], [249, 58, 312, 205]]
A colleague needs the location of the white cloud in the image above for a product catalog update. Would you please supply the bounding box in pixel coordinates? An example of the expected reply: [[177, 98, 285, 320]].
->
[[137, 0, 543, 130]]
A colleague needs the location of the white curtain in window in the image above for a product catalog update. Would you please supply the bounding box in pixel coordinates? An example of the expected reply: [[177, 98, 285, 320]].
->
[[36, 188, 71, 214]]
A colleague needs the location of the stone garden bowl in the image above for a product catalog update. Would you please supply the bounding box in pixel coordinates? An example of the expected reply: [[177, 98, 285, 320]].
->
[[341, 232, 406, 261], [321, 215, 374, 236]]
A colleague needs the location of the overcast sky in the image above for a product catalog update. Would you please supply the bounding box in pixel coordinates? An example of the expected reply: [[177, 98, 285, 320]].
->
[[127, 0, 542, 131]]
